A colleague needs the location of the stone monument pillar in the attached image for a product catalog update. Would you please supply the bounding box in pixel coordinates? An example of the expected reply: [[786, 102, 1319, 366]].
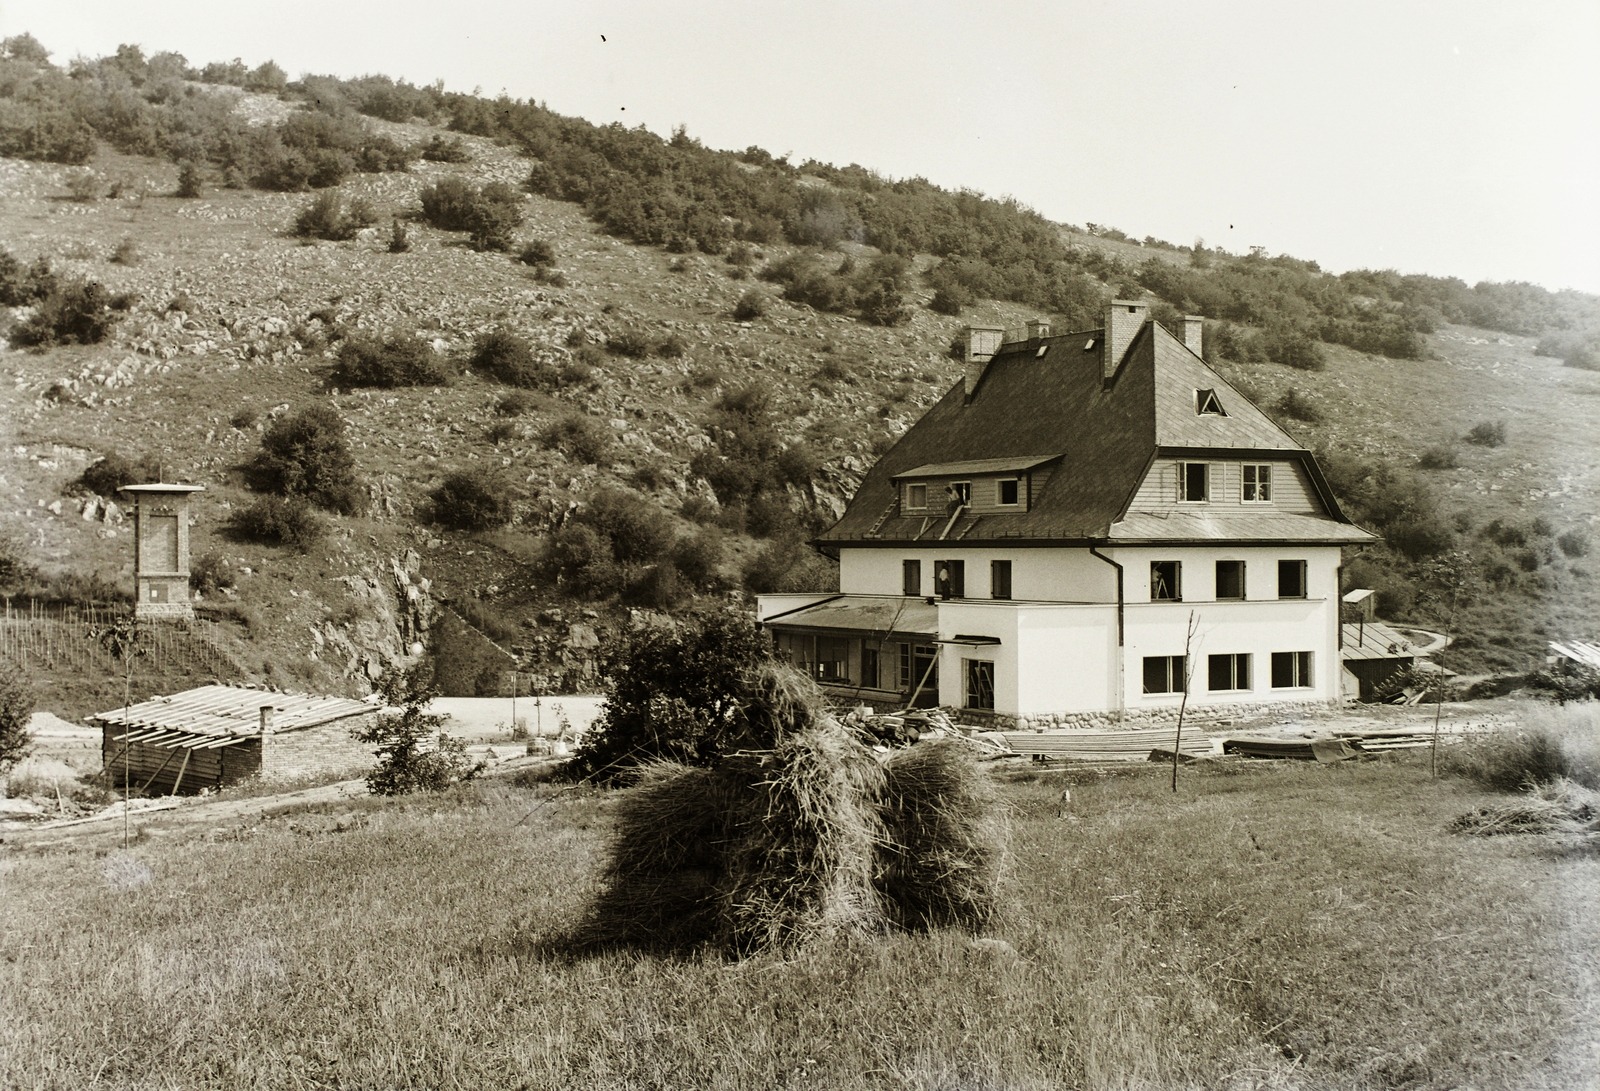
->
[[119, 483, 205, 620]]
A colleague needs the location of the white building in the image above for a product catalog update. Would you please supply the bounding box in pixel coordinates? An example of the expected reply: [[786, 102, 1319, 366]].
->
[[757, 302, 1377, 728]]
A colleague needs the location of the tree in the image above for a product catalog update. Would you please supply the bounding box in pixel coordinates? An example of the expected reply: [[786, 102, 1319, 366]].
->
[[0, 658, 34, 773], [429, 470, 511, 531], [569, 608, 780, 778], [246, 405, 364, 514], [355, 665, 482, 794]]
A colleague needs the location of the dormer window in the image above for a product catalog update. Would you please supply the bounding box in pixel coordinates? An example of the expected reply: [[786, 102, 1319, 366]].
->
[[1242, 464, 1272, 502], [1196, 389, 1226, 415], [997, 479, 1019, 506], [906, 483, 927, 510], [1178, 462, 1209, 502]]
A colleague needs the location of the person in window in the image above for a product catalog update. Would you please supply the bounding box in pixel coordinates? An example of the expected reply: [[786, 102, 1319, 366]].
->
[[945, 484, 962, 516]]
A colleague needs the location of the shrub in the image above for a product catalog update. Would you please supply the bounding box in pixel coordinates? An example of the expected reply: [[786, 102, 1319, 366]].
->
[[1466, 420, 1507, 447], [1557, 529, 1590, 558], [175, 160, 202, 198], [1417, 445, 1460, 470], [246, 405, 364, 513], [607, 329, 658, 358], [78, 452, 161, 495], [229, 406, 258, 429], [670, 530, 723, 589], [109, 238, 140, 266], [518, 239, 556, 266], [569, 607, 779, 777], [418, 135, 470, 163], [929, 284, 970, 316], [10, 280, 122, 347], [469, 327, 553, 389], [293, 191, 377, 241], [430, 470, 512, 531], [418, 177, 523, 251], [0, 658, 34, 773], [388, 218, 409, 253], [332, 335, 455, 388], [732, 289, 768, 321], [1261, 325, 1325, 370], [495, 390, 537, 417], [659, 333, 688, 358], [541, 413, 611, 464], [1272, 388, 1322, 422], [224, 496, 325, 552], [66, 170, 99, 202], [190, 553, 235, 595], [356, 666, 483, 794], [0, 251, 55, 306]]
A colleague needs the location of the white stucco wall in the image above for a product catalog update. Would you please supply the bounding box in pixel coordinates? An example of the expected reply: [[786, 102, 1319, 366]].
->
[[838, 547, 1117, 602]]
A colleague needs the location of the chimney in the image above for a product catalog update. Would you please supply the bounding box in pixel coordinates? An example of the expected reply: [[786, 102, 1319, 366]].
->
[[258, 704, 274, 775], [1026, 318, 1051, 343], [963, 326, 1004, 399], [1103, 300, 1148, 380], [1183, 315, 1204, 357]]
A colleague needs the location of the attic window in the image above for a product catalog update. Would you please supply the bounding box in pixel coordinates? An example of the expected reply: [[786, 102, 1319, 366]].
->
[[1035, 344, 1049, 358], [1084, 339, 1096, 351], [1196, 388, 1226, 415]]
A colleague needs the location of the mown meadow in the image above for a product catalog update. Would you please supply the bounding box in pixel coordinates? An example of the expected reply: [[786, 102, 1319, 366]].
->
[[3, 747, 1596, 1090]]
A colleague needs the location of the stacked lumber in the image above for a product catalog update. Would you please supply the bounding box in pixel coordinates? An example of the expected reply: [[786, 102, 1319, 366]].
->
[[1000, 725, 1211, 762]]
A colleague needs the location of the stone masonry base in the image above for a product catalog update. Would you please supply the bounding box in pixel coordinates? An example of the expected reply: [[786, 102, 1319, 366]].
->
[[958, 698, 1342, 733]]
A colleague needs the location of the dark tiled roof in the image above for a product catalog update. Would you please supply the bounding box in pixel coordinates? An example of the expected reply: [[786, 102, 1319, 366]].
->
[[818, 320, 1370, 546], [894, 455, 1062, 479]]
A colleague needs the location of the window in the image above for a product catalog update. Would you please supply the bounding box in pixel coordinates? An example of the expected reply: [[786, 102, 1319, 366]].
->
[[1215, 559, 1245, 600], [1208, 653, 1252, 691], [1278, 559, 1307, 599], [935, 559, 965, 599], [906, 483, 927, 510], [1243, 464, 1272, 502], [815, 636, 850, 683], [997, 478, 1019, 506], [1143, 655, 1187, 694], [1179, 462, 1209, 502], [965, 659, 995, 710], [990, 560, 1012, 600], [861, 645, 881, 690], [950, 482, 971, 505], [902, 559, 922, 597], [1196, 388, 1226, 415], [901, 643, 939, 704], [1151, 560, 1181, 601], [1271, 651, 1313, 688]]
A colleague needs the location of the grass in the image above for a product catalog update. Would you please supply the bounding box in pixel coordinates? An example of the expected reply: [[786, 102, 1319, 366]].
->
[[2, 757, 1596, 1089]]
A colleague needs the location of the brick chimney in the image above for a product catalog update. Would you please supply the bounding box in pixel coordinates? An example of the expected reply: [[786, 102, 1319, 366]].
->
[[963, 326, 1004, 399], [1183, 315, 1204, 356], [1026, 318, 1051, 343], [1103, 300, 1148, 380], [258, 704, 275, 775]]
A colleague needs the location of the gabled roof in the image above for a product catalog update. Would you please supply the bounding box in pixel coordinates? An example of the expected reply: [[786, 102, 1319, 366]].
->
[[817, 318, 1374, 546]]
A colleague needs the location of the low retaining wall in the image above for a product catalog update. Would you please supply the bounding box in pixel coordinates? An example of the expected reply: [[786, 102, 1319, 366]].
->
[[960, 698, 1342, 733]]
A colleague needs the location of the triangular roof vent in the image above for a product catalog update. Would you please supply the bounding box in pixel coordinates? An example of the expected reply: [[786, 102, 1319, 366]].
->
[[1196, 388, 1226, 416]]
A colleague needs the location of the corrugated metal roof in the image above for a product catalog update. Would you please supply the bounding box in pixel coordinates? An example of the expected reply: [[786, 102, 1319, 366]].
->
[[893, 455, 1061, 479], [91, 684, 376, 739], [761, 595, 938, 635], [1341, 622, 1420, 662]]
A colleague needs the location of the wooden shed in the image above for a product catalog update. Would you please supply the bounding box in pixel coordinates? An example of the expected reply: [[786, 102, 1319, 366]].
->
[[92, 685, 380, 795]]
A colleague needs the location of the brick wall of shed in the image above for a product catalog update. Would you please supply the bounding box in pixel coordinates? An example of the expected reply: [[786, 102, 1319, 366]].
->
[[265, 713, 377, 783]]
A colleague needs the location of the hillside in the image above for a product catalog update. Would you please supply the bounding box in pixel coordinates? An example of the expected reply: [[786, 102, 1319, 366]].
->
[[1, 43, 1597, 713]]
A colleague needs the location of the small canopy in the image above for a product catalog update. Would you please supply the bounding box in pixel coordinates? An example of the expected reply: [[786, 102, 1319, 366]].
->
[[761, 595, 937, 636], [1341, 622, 1419, 662]]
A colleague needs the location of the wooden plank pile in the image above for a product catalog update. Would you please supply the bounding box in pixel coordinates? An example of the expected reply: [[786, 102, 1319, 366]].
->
[[1000, 725, 1211, 762]]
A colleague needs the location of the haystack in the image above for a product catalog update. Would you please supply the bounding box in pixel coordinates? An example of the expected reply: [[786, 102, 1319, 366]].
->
[[878, 738, 1008, 930], [1449, 776, 1600, 839], [579, 722, 890, 953]]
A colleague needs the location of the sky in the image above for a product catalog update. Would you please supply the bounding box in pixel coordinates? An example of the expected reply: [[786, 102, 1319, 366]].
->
[[5, 0, 1597, 294]]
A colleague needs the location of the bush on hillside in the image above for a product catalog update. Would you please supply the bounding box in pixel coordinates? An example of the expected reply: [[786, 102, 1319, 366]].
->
[[189, 553, 235, 595], [1557, 529, 1590, 558], [77, 452, 162, 496], [0, 251, 56, 306], [606, 329, 658, 358], [332, 334, 455, 387], [175, 160, 203, 198], [1417, 445, 1460, 470], [223, 496, 325, 552], [732, 289, 768, 321], [246, 405, 364, 514], [357, 665, 483, 793], [1466, 420, 1507, 447], [541, 413, 611, 464], [469, 327, 555, 388], [293, 191, 378, 240], [1274, 389, 1322, 422], [429, 470, 512, 531], [418, 135, 470, 163], [518, 238, 555, 266], [418, 177, 523, 251], [9, 280, 123, 347]]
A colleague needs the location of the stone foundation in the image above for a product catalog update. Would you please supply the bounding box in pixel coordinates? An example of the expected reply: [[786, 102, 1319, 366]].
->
[[264, 713, 378, 783], [959, 698, 1342, 733]]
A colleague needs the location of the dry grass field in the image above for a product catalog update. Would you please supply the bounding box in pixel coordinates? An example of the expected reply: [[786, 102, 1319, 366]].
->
[[3, 751, 1596, 1090]]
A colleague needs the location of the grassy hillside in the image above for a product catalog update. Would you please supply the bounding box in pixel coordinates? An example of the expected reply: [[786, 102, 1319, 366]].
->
[[0, 37, 1596, 709]]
